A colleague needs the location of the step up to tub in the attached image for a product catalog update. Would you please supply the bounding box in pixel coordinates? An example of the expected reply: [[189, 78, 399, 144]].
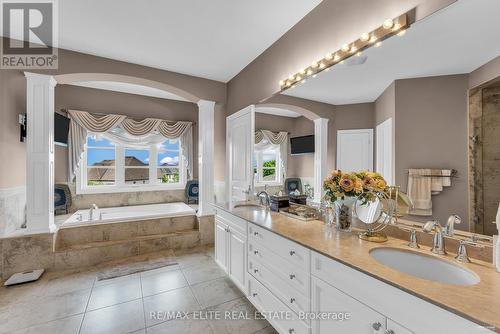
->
[[54, 214, 198, 252], [53, 229, 201, 270]]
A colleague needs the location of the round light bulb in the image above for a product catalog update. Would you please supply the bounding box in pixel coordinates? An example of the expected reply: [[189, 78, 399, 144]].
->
[[360, 32, 370, 42], [341, 44, 350, 52], [339, 60, 345, 65], [393, 23, 402, 31], [296, 75, 302, 81], [306, 69, 313, 76], [311, 61, 319, 68], [300, 69, 306, 75], [375, 41, 382, 48], [369, 35, 378, 43], [397, 29, 406, 36], [383, 19, 394, 29], [288, 74, 294, 80], [350, 46, 357, 53], [333, 53, 340, 61], [319, 62, 326, 69], [325, 53, 333, 60]]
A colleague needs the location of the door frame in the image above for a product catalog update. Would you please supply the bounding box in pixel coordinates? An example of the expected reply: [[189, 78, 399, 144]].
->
[[336, 129, 374, 171], [226, 105, 255, 202], [375, 118, 394, 185]]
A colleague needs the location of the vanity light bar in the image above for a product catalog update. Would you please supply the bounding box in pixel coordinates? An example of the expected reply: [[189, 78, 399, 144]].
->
[[279, 13, 409, 90]]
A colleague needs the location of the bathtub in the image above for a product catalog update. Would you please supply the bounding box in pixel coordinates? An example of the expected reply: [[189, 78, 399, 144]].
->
[[62, 202, 196, 227]]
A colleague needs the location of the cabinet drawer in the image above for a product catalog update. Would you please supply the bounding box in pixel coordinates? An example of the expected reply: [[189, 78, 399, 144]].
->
[[248, 275, 310, 334], [249, 240, 310, 298], [248, 223, 310, 272], [215, 210, 247, 235], [248, 256, 310, 316]]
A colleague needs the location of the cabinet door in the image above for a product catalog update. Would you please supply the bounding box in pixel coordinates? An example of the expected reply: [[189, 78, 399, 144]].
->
[[311, 276, 386, 334], [228, 228, 247, 291], [215, 219, 228, 272], [386, 319, 415, 334]]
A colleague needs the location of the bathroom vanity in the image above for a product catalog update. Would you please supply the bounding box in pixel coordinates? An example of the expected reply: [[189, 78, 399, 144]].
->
[[214, 203, 498, 334]]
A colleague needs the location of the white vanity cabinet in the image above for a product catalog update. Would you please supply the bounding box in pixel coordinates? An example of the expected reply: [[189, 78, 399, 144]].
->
[[386, 319, 414, 334], [311, 276, 387, 334], [214, 209, 247, 291]]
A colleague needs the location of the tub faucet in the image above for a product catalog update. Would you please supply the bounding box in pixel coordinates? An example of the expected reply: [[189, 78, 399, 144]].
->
[[422, 220, 447, 255], [89, 204, 99, 221]]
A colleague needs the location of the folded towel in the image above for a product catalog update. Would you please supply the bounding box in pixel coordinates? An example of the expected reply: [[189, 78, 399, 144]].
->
[[408, 169, 433, 216], [441, 169, 452, 187]]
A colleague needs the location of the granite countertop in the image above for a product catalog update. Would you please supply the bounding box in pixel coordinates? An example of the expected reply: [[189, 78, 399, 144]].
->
[[214, 202, 500, 332]]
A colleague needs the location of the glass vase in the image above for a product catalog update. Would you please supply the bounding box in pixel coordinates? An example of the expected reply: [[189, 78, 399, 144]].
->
[[333, 197, 355, 232]]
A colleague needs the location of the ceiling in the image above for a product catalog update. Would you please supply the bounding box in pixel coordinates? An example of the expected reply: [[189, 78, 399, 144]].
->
[[283, 0, 500, 105], [255, 106, 301, 118], [55, 0, 322, 82], [67, 81, 189, 102]]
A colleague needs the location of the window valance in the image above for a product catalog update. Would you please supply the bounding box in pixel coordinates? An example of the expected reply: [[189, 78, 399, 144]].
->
[[254, 129, 289, 184], [68, 109, 193, 183]]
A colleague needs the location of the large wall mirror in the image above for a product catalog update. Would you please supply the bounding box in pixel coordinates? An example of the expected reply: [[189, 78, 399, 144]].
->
[[261, 0, 500, 237]]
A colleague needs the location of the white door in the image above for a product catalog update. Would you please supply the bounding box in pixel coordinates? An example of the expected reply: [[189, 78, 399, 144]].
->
[[226, 105, 255, 202], [376, 118, 394, 185], [215, 218, 228, 271], [228, 228, 246, 291], [311, 276, 386, 334], [337, 129, 373, 171]]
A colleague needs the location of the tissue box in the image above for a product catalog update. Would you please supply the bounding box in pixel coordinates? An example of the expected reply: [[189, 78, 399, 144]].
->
[[270, 195, 289, 212], [290, 194, 307, 205]]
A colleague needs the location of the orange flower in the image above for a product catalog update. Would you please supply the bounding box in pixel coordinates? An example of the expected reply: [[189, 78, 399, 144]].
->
[[339, 177, 354, 192]]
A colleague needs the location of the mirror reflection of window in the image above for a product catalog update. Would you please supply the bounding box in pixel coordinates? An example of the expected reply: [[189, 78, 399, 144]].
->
[[254, 144, 281, 186]]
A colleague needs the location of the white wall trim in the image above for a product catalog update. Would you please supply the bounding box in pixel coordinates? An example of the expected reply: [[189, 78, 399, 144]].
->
[[313, 118, 329, 203], [198, 100, 216, 216]]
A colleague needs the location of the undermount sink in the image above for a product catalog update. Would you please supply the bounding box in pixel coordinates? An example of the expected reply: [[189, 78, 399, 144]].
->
[[369, 247, 480, 286], [233, 203, 266, 210]]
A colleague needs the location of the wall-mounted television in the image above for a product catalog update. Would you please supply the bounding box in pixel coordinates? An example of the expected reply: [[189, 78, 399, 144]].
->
[[290, 135, 314, 155], [55, 113, 70, 145]]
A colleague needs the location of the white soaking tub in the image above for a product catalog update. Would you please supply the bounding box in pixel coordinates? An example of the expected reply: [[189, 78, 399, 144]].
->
[[62, 202, 196, 227]]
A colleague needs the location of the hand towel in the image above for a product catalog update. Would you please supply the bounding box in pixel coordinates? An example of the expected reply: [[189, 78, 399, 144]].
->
[[407, 169, 433, 216], [441, 169, 452, 187]]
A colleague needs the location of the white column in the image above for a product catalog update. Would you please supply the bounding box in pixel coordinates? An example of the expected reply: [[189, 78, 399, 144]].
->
[[197, 100, 216, 216], [314, 118, 329, 203], [25, 72, 57, 233]]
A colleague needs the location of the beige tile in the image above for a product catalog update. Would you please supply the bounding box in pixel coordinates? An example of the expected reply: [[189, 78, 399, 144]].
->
[[206, 298, 268, 334], [143, 287, 200, 327], [191, 277, 243, 308], [138, 236, 172, 254], [0, 280, 45, 308], [181, 262, 225, 285], [168, 232, 201, 250], [80, 299, 145, 334], [176, 251, 214, 269], [140, 269, 188, 297], [146, 319, 213, 334], [0, 288, 90, 333], [2, 234, 55, 278], [139, 264, 180, 277], [39, 269, 96, 297], [9, 314, 83, 334], [87, 276, 142, 311]]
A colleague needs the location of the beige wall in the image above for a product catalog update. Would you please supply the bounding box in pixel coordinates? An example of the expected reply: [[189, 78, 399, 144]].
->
[[226, 0, 455, 114], [393, 75, 469, 225], [374, 82, 396, 126], [0, 38, 227, 190]]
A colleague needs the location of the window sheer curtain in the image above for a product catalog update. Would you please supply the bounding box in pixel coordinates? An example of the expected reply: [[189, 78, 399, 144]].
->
[[254, 129, 289, 182], [67, 109, 193, 183]]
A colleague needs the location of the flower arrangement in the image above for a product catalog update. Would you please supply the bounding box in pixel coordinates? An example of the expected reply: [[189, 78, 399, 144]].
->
[[323, 170, 388, 202]]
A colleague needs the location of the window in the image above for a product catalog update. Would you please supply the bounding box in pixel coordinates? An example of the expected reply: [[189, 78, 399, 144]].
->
[[254, 145, 281, 185], [79, 135, 184, 194]]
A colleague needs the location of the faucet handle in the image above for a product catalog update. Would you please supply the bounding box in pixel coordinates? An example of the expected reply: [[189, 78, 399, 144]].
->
[[455, 240, 471, 263]]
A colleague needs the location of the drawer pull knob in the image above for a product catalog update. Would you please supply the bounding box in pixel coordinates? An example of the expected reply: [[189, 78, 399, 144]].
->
[[385, 330, 395, 334], [254, 250, 259, 255], [288, 329, 295, 334], [253, 231, 259, 236], [289, 274, 296, 280], [372, 322, 382, 331], [289, 250, 295, 256], [252, 293, 258, 297], [290, 298, 295, 303], [254, 269, 259, 273]]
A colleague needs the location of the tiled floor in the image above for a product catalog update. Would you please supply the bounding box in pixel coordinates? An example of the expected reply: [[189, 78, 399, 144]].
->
[[0, 247, 276, 334]]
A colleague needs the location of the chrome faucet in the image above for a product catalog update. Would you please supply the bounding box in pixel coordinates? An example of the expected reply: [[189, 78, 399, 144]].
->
[[455, 240, 471, 263], [444, 214, 461, 236], [408, 229, 420, 249], [89, 204, 99, 221], [257, 191, 270, 209], [422, 220, 447, 255]]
